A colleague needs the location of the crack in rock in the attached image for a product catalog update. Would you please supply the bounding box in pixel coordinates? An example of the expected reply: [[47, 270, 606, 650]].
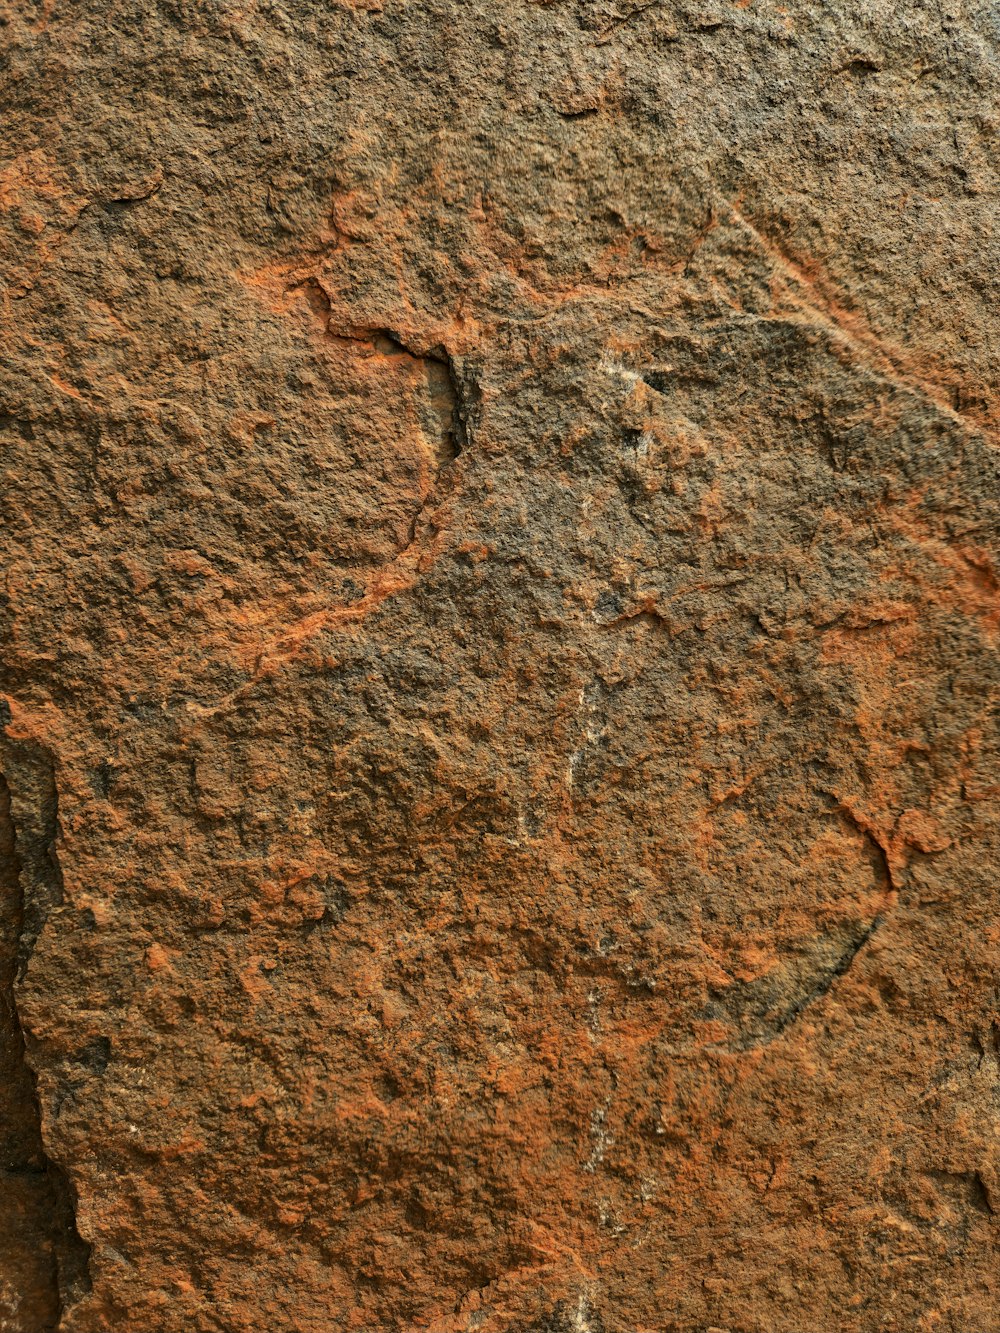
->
[[704, 915, 886, 1054]]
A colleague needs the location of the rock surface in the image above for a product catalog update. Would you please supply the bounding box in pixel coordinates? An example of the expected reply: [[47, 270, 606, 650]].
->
[[1, 1, 999, 1329]]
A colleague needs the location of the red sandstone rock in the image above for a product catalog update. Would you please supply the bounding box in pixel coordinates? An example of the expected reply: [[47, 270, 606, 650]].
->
[[1, 2, 998, 1330]]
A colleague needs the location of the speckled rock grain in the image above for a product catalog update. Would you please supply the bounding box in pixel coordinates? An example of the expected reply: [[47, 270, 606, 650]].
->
[[1, 1, 999, 1330]]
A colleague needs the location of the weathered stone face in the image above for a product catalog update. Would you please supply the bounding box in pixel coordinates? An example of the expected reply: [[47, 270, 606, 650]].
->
[[1, 1, 998, 1330]]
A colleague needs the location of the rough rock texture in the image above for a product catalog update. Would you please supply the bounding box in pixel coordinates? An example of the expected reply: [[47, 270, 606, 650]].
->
[[1, 1, 999, 1329]]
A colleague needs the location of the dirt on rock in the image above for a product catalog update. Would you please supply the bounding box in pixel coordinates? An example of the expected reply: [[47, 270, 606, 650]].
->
[[1, 1, 998, 1330]]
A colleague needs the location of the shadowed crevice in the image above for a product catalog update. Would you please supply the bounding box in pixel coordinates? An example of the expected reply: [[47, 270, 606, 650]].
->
[[0, 756, 91, 1328]]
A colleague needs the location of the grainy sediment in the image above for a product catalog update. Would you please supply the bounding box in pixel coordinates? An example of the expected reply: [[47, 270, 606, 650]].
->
[[1, 2, 998, 1329]]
